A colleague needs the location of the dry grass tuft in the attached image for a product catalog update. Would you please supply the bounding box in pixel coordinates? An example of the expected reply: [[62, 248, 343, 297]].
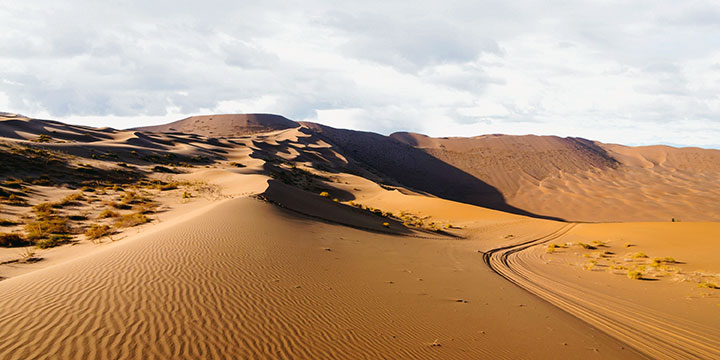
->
[[85, 224, 112, 240], [0, 232, 31, 247], [113, 213, 150, 228]]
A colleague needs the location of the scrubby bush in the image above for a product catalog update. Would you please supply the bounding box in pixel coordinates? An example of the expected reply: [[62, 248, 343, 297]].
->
[[0, 232, 31, 247], [36, 234, 73, 249], [627, 270, 643, 280], [0, 218, 20, 226], [114, 213, 150, 228], [98, 209, 119, 219], [25, 217, 70, 241], [85, 224, 112, 240], [319, 191, 330, 198]]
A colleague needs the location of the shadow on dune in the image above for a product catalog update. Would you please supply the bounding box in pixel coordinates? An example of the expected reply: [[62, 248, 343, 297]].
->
[[301, 122, 566, 222]]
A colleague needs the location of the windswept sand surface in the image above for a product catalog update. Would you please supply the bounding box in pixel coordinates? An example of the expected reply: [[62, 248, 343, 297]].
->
[[0, 198, 639, 359], [390, 132, 720, 222], [2, 113, 719, 359]]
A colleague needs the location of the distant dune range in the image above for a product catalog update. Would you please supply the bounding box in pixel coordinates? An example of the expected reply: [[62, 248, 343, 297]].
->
[[137, 114, 720, 222]]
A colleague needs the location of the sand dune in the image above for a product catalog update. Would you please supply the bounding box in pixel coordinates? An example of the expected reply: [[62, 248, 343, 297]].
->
[[1, 112, 718, 359], [390, 132, 720, 222], [0, 197, 641, 359], [134, 113, 299, 136]]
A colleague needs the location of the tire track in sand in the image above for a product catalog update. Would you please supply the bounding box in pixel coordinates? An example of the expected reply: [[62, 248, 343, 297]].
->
[[483, 223, 720, 360]]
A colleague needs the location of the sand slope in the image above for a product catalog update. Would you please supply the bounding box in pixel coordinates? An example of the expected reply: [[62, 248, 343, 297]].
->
[[391, 132, 720, 222], [0, 197, 641, 359]]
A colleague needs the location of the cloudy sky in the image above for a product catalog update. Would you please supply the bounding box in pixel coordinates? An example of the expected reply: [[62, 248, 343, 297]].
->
[[1, 1, 720, 148]]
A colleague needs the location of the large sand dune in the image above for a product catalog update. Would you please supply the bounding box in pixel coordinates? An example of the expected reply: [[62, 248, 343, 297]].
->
[[1, 112, 718, 359]]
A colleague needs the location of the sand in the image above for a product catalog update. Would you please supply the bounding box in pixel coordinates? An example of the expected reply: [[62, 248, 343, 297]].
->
[[1, 112, 718, 359]]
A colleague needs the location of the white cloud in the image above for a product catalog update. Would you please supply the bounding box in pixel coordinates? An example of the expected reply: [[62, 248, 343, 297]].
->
[[0, 1, 719, 148]]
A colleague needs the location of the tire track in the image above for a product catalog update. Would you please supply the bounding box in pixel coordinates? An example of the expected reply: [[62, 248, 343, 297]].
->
[[483, 223, 720, 360]]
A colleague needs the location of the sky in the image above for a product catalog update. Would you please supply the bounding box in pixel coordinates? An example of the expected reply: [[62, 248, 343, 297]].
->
[[1, 1, 720, 148]]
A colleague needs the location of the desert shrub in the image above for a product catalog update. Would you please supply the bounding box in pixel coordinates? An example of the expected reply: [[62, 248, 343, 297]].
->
[[0, 233, 31, 247], [230, 162, 246, 168], [55, 192, 85, 207], [114, 213, 150, 228], [2, 177, 24, 188], [25, 217, 70, 241], [382, 222, 390, 228], [0, 218, 20, 226], [152, 165, 175, 173], [319, 191, 330, 198], [627, 270, 643, 280], [85, 224, 112, 240], [633, 252, 649, 259], [122, 191, 151, 204], [98, 209, 119, 219], [698, 282, 719, 289], [36, 234, 73, 249], [32, 202, 56, 217], [156, 182, 178, 191], [34, 134, 52, 143], [575, 242, 597, 250], [5, 194, 27, 205], [182, 191, 192, 199]]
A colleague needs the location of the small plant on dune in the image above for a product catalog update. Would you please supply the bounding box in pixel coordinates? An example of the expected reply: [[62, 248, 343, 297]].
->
[[25, 217, 71, 241], [85, 224, 112, 240], [5, 194, 27, 205], [319, 191, 330, 198], [698, 282, 719, 289], [2, 177, 24, 188], [230, 162, 246, 168], [633, 252, 649, 259], [156, 182, 178, 191], [33, 134, 52, 143], [332, 198, 339, 202], [151, 165, 175, 173], [55, 192, 85, 207], [32, 202, 56, 218], [97, 209, 119, 219], [0, 218, 20, 226], [0, 232, 32, 247], [113, 213, 150, 228], [592, 240, 607, 247], [182, 191, 192, 199], [575, 242, 596, 250], [627, 270, 643, 280], [382, 222, 390, 228], [36, 234, 73, 249]]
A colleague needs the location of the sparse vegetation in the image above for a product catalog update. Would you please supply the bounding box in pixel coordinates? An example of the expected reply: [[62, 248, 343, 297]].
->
[[98, 209, 119, 219], [0, 218, 20, 226], [319, 191, 330, 198], [0, 232, 31, 247], [633, 252, 649, 259], [230, 162, 246, 168], [575, 242, 597, 250], [114, 213, 150, 228], [627, 270, 643, 280], [36, 234, 73, 249], [698, 282, 719, 289], [25, 217, 71, 242], [85, 224, 112, 240]]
